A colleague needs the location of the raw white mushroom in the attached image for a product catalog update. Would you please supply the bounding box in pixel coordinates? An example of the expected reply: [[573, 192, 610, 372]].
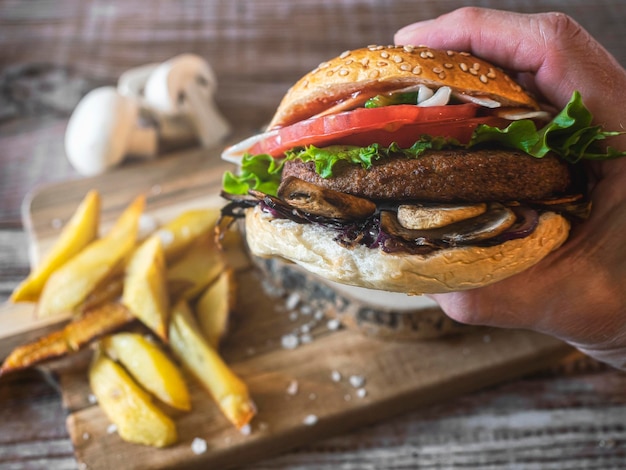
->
[[64, 86, 157, 176], [118, 62, 197, 145], [143, 53, 230, 148]]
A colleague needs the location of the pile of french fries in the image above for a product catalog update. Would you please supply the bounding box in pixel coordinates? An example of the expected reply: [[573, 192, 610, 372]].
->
[[1, 190, 256, 447]]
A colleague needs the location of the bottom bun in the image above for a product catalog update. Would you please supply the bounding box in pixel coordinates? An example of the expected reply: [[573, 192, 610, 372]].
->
[[245, 206, 570, 294]]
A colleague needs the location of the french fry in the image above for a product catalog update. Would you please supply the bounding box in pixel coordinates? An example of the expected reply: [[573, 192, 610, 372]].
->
[[167, 234, 225, 301], [168, 299, 256, 430], [89, 350, 177, 448], [38, 195, 145, 318], [11, 190, 101, 303], [196, 268, 235, 349], [122, 236, 169, 340], [101, 333, 191, 411], [0, 302, 135, 375], [148, 208, 220, 264]]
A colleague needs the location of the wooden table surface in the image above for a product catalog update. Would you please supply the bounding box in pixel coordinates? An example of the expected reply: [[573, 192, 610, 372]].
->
[[2, 1, 626, 468]]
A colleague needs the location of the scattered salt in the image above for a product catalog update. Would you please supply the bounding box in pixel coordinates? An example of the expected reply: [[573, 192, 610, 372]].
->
[[281, 334, 299, 350], [300, 333, 313, 344], [286, 379, 299, 396], [300, 304, 313, 316], [138, 213, 158, 238], [87, 393, 97, 404], [285, 292, 301, 310], [326, 318, 341, 331], [107, 424, 118, 434], [303, 414, 318, 426], [156, 229, 175, 247], [330, 370, 342, 382], [356, 388, 368, 398], [349, 375, 366, 388], [191, 437, 208, 454], [240, 424, 252, 436], [82, 432, 90, 441]]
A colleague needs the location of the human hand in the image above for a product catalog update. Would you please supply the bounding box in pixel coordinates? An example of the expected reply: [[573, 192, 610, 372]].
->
[[395, 7, 626, 369]]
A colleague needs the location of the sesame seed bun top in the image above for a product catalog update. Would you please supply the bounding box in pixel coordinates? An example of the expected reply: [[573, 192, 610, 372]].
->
[[268, 45, 539, 129]]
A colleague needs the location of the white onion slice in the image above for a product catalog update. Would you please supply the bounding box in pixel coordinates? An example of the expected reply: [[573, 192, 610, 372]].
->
[[416, 85, 434, 104], [417, 86, 451, 107], [221, 130, 279, 164], [452, 92, 502, 108]]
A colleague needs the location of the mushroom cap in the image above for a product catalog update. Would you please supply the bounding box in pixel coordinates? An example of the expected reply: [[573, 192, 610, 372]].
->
[[65, 87, 140, 176], [143, 53, 217, 113]]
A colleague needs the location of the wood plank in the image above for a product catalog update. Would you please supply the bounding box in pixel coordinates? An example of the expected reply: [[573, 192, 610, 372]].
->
[[0, 146, 575, 469]]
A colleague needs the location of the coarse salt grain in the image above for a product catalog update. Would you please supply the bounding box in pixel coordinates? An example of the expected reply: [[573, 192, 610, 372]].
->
[[286, 379, 299, 395], [285, 292, 301, 310], [326, 318, 341, 330], [240, 424, 252, 436], [331, 370, 342, 382], [303, 414, 318, 426], [349, 375, 366, 388], [156, 229, 175, 247], [87, 393, 97, 404], [191, 437, 208, 454], [356, 388, 368, 398], [138, 213, 159, 238], [107, 423, 118, 434], [281, 334, 299, 350]]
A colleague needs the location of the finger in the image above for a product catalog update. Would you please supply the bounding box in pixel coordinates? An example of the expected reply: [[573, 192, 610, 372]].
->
[[395, 7, 626, 149]]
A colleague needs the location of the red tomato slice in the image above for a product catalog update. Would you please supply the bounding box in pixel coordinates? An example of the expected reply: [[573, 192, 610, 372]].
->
[[250, 104, 506, 157]]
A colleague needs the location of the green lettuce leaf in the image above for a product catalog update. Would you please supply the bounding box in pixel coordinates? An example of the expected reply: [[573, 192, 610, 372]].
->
[[469, 91, 625, 162], [222, 91, 626, 195]]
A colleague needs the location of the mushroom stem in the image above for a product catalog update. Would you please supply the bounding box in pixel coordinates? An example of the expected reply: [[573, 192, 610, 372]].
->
[[126, 125, 158, 158], [184, 81, 231, 148]]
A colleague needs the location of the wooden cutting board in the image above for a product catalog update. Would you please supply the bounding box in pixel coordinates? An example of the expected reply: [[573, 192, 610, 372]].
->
[[1, 147, 574, 470]]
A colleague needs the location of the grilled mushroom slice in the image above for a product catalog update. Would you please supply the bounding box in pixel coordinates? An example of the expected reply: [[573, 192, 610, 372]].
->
[[381, 203, 517, 245], [397, 203, 487, 230], [277, 176, 376, 221]]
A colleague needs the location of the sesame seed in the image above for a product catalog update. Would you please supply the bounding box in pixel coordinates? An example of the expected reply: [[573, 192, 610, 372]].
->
[[400, 63, 411, 71], [446, 50, 455, 56], [472, 62, 481, 70], [360, 58, 370, 67], [432, 66, 443, 74], [411, 65, 422, 75], [318, 61, 330, 69], [338, 69, 349, 76], [459, 63, 468, 72], [380, 51, 390, 59], [344, 59, 353, 65], [480, 74, 488, 84], [460, 51, 471, 56], [377, 60, 388, 67], [340, 50, 351, 59], [469, 68, 478, 76], [403, 45, 415, 53], [444, 63, 454, 69], [392, 55, 403, 63], [438, 72, 446, 79], [419, 51, 429, 59], [369, 69, 380, 78]]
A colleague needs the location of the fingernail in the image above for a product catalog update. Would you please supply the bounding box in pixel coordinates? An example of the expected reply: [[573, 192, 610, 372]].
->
[[394, 19, 435, 45]]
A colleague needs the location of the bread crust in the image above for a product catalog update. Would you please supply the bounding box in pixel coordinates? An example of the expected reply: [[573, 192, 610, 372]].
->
[[244, 206, 570, 295], [269, 45, 539, 128]]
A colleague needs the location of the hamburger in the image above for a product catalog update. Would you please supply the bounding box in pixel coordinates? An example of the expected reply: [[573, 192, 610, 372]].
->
[[219, 45, 624, 295]]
